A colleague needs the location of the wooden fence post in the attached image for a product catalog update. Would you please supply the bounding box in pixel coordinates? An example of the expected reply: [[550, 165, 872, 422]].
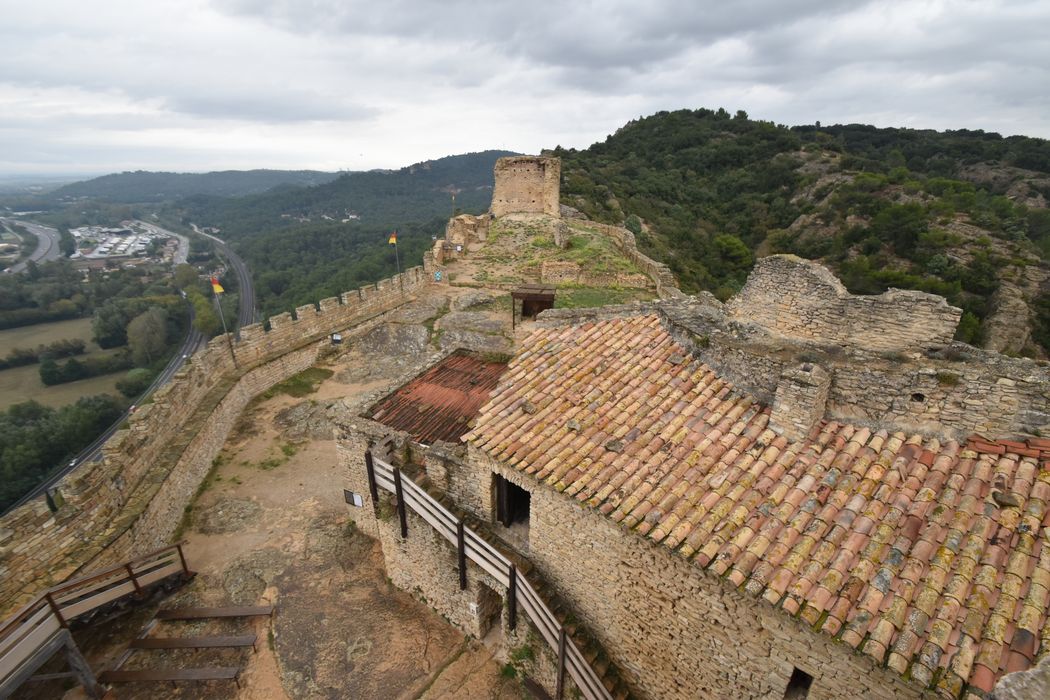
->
[[175, 543, 191, 576], [365, 451, 379, 505], [556, 627, 567, 699], [125, 564, 144, 597], [507, 564, 517, 630], [44, 593, 67, 629], [393, 467, 408, 538], [457, 521, 467, 590]]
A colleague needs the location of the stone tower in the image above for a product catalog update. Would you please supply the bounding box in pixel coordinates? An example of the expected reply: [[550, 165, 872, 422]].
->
[[490, 155, 561, 218]]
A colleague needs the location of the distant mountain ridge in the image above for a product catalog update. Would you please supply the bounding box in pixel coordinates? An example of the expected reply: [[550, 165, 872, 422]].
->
[[178, 150, 519, 240], [53, 169, 342, 202]]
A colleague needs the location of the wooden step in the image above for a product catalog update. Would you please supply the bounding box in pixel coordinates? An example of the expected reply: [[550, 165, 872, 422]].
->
[[155, 605, 273, 620], [99, 667, 239, 684], [129, 634, 257, 650]]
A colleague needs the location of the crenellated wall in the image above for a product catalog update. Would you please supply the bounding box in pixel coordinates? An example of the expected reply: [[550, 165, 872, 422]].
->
[[490, 156, 561, 218], [0, 265, 431, 614]]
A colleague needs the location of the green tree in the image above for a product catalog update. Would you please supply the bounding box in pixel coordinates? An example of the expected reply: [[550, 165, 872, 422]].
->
[[174, 263, 199, 289], [187, 289, 221, 336], [127, 307, 169, 366]]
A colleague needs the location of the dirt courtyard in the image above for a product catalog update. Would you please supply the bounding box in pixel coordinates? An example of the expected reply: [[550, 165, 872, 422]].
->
[[56, 309, 527, 699]]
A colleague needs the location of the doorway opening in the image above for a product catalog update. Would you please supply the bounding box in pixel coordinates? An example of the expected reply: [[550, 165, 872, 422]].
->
[[784, 667, 813, 699], [475, 581, 503, 643]]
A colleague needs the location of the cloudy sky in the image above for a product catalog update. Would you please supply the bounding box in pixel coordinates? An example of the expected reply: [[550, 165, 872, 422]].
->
[[2, 0, 1048, 176]]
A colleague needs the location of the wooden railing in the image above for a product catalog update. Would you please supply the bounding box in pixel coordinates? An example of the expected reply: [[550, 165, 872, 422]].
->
[[0, 543, 190, 688], [366, 453, 612, 700]]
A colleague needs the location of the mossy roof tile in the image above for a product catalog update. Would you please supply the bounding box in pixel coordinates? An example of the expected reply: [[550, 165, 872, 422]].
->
[[465, 313, 1050, 696]]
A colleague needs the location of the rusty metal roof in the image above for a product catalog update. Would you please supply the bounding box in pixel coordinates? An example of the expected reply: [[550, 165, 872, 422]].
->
[[370, 352, 508, 444]]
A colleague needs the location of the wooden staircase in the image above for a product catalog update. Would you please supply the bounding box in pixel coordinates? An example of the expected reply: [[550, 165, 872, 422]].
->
[[98, 605, 273, 690]]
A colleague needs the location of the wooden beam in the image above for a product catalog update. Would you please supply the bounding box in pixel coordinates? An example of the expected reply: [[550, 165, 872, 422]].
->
[[556, 627, 567, 699], [393, 468, 408, 538], [457, 520, 467, 590], [507, 564, 517, 631], [365, 451, 379, 506], [44, 593, 67, 629], [0, 630, 100, 700]]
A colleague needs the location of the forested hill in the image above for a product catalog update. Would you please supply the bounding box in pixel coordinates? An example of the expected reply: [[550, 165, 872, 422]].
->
[[177, 150, 518, 240], [554, 108, 1050, 357], [185, 150, 517, 316], [51, 169, 340, 202]]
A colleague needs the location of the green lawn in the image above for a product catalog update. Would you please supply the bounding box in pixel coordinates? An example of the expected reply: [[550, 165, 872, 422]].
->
[[0, 317, 101, 354], [553, 287, 656, 309], [0, 318, 126, 409], [0, 363, 123, 410]]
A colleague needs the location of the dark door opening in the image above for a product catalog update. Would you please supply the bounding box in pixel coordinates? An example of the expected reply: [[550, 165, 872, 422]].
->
[[494, 474, 530, 527], [784, 667, 813, 699]]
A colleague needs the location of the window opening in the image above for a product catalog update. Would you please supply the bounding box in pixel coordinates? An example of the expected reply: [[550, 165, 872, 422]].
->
[[494, 474, 530, 528]]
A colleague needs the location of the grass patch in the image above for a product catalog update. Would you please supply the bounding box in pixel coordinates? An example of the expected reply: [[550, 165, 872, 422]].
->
[[261, 367, 334, 399], [280, 442, 298, 457], [554, 287, 655, 309], [936, 371, 960, 386]]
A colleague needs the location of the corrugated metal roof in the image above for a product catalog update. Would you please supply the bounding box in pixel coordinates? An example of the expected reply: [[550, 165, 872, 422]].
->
[[370, 352, 508, 444]]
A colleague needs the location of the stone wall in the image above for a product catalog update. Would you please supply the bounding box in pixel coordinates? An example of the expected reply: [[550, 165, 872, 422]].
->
[[445, 214, 490, 248], [727, 255, 962, 351], [0, 265, 431, 614], [490, 156, 561, 218], [539, 261, 649, 289], [572, 221, 682, 299], [770, 363, 831, 441], [464, 448, 923, 700], [337, 429, 573, 699]]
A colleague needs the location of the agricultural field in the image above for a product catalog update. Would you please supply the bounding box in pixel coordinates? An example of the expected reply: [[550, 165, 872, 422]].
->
[[0, 317, 123, 409], [0, 364, 122, 410], [0, 317, 100, 354]]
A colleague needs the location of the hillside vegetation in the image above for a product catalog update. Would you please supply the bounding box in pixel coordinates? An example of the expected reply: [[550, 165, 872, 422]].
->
[[554, 109, 1050, 356], [174, 150, 516, 315], [50, 169, 340, 203]]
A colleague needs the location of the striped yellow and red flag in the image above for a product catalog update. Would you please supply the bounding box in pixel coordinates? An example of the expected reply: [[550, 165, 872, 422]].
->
[[210, 276, 224, 294], [388, 230, 398, 245]]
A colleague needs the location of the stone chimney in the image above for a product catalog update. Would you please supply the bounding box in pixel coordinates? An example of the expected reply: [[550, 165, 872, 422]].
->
[[770, 363, 831, 441]]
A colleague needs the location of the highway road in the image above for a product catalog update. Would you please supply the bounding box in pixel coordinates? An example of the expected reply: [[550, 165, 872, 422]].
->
[[2, 219, 256, 514], [191, 226, 257, 328], [2, 219, 63, 273], [3, 301, 206, 515]]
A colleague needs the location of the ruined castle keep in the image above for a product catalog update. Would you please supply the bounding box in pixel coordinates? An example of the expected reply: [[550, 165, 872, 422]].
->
[[489, 155, 561, 217]]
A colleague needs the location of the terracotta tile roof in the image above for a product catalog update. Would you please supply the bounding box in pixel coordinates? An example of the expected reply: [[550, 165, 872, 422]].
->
[[464, 314, 1050, 697], [371, 352, 507, 444]]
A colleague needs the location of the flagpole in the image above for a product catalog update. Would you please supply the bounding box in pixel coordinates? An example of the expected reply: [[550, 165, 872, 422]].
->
[[392, 231, 402, 292], [213, 283, 239, 369]]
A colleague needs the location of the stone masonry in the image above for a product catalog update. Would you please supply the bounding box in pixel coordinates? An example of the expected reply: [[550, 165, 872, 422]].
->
[[769, 362, 832, 441], [490, 155, 561, 218], [0, 264, 431, 613], [727, 254, 962, 352]]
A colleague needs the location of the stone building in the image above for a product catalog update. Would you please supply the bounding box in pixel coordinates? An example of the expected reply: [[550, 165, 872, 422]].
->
[[490, 155, 561, 218], [339, 257, 1050, 699]]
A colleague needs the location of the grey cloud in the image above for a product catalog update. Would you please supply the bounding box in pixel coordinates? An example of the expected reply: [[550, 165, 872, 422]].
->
[[164, 93, 378, 123]]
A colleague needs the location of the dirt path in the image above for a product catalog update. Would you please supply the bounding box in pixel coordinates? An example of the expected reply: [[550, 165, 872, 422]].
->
[[57, 345, 523, 700]]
